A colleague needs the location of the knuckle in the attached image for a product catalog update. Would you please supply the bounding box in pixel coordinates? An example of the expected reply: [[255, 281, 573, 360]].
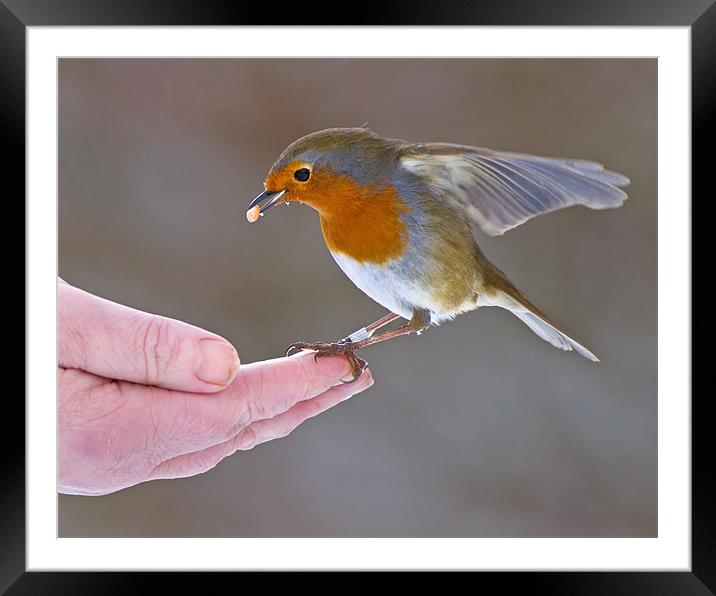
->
[[140, 316, 175, 386], [229, 374, 259, 429], [236, 426, 261, 451], [154, 445, 231, 480], [302, 400, 324, 421], [221, 409, 249, 442], [273, 425, 293, 440], [194, 450, 228, 476]]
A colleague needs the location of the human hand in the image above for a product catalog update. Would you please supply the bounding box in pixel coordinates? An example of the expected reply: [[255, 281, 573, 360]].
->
[[58, 280, 373, 495]]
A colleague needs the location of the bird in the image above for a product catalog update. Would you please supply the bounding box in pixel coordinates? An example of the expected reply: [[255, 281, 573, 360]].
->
[[247, 127, 629, 381]]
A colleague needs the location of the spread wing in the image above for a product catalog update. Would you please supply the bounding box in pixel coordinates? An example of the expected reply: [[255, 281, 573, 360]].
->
[[399, 143, 630, 236]]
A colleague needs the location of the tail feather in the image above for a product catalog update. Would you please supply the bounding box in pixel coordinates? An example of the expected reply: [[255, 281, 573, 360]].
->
[[510, 309, 599, 362], [483, 283, 599, 362]]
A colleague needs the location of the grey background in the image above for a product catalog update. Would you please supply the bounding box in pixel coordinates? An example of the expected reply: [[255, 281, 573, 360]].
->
[[58, 58, 656, 537]]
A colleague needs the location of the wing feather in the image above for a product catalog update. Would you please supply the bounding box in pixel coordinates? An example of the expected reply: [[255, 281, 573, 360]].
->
[[400, 143, 630, 236]]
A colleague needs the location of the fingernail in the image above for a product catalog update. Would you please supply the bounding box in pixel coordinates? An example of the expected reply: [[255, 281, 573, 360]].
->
[[197, 339, 240, 386]]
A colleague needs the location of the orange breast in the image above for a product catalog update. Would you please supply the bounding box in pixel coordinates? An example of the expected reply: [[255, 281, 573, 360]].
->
[[307, 173, 411, 265]]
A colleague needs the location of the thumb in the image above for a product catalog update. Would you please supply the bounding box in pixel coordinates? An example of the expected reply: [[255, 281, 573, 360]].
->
[[59, 281, 240, 392]]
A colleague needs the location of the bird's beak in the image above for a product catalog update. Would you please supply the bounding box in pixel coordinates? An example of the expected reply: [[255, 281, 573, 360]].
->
[[248, 189, 286, 215]]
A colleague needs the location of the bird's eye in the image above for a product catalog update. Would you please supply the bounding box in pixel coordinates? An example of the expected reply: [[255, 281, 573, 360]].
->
[[294, 168, 311, 182]]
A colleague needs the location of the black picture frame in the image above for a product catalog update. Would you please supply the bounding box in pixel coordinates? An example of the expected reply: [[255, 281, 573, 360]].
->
[[8, 0, 706, 591]]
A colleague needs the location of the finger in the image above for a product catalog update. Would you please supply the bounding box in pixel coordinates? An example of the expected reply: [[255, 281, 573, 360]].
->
[[222, 351, 357, 424], [131, 352, 362, 461], [99, 352, 362, 465], [149, 370, 373, 480], [236, 368, 374, 448], [59, 281, 240, 393]]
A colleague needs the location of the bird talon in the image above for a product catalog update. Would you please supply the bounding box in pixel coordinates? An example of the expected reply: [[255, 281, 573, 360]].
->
[[285, 343, 305, 357], [285, 341, 334, 357], [339, 353, 368, 384]]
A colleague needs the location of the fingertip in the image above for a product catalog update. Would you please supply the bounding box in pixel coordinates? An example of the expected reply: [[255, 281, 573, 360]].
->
[[352, 368, 375, 392], [292, 352, 375, 388], [196, 339, 241, 390], [312, 353, 353, 380]]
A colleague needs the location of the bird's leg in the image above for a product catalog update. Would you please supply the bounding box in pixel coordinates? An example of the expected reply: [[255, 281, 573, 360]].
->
[[348, 309, 431, 350], [339, 312, 401, 343], [285, 310, 430, 383], [285, 312, 399, 383]]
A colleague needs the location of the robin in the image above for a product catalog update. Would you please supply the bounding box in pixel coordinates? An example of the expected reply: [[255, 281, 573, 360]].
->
[[247, 128, 629, 381]]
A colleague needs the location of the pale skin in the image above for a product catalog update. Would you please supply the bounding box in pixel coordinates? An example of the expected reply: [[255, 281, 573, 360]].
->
[[59, 279, 373, 496]]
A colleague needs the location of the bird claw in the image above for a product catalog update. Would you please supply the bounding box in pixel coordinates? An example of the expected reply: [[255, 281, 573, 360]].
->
[[284, 340, 368, 383], [337, 352, 368, 384], [285, 342, 308, 358], [285, 341, 334, 357]]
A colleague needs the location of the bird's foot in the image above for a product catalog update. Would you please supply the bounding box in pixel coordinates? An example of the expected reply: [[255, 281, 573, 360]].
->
[[285, 340, 368, 384]]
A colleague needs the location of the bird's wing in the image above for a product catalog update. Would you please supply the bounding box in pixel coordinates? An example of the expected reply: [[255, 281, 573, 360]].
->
[[399, 143, 630, 236]]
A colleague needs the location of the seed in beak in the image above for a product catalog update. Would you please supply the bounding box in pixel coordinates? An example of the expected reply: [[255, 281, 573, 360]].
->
[[246, 205, 261, 223]]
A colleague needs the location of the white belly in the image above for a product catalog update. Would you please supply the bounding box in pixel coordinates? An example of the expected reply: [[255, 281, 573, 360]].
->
[[330, 252, 415, 319], [329, 251, 476, 323]]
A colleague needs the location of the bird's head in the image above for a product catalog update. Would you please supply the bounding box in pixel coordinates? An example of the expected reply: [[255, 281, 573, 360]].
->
[[247, 127, 402, 222]]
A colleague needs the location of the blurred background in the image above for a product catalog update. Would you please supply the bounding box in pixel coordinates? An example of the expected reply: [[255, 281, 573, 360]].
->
[[59, 58, 656, 537]]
